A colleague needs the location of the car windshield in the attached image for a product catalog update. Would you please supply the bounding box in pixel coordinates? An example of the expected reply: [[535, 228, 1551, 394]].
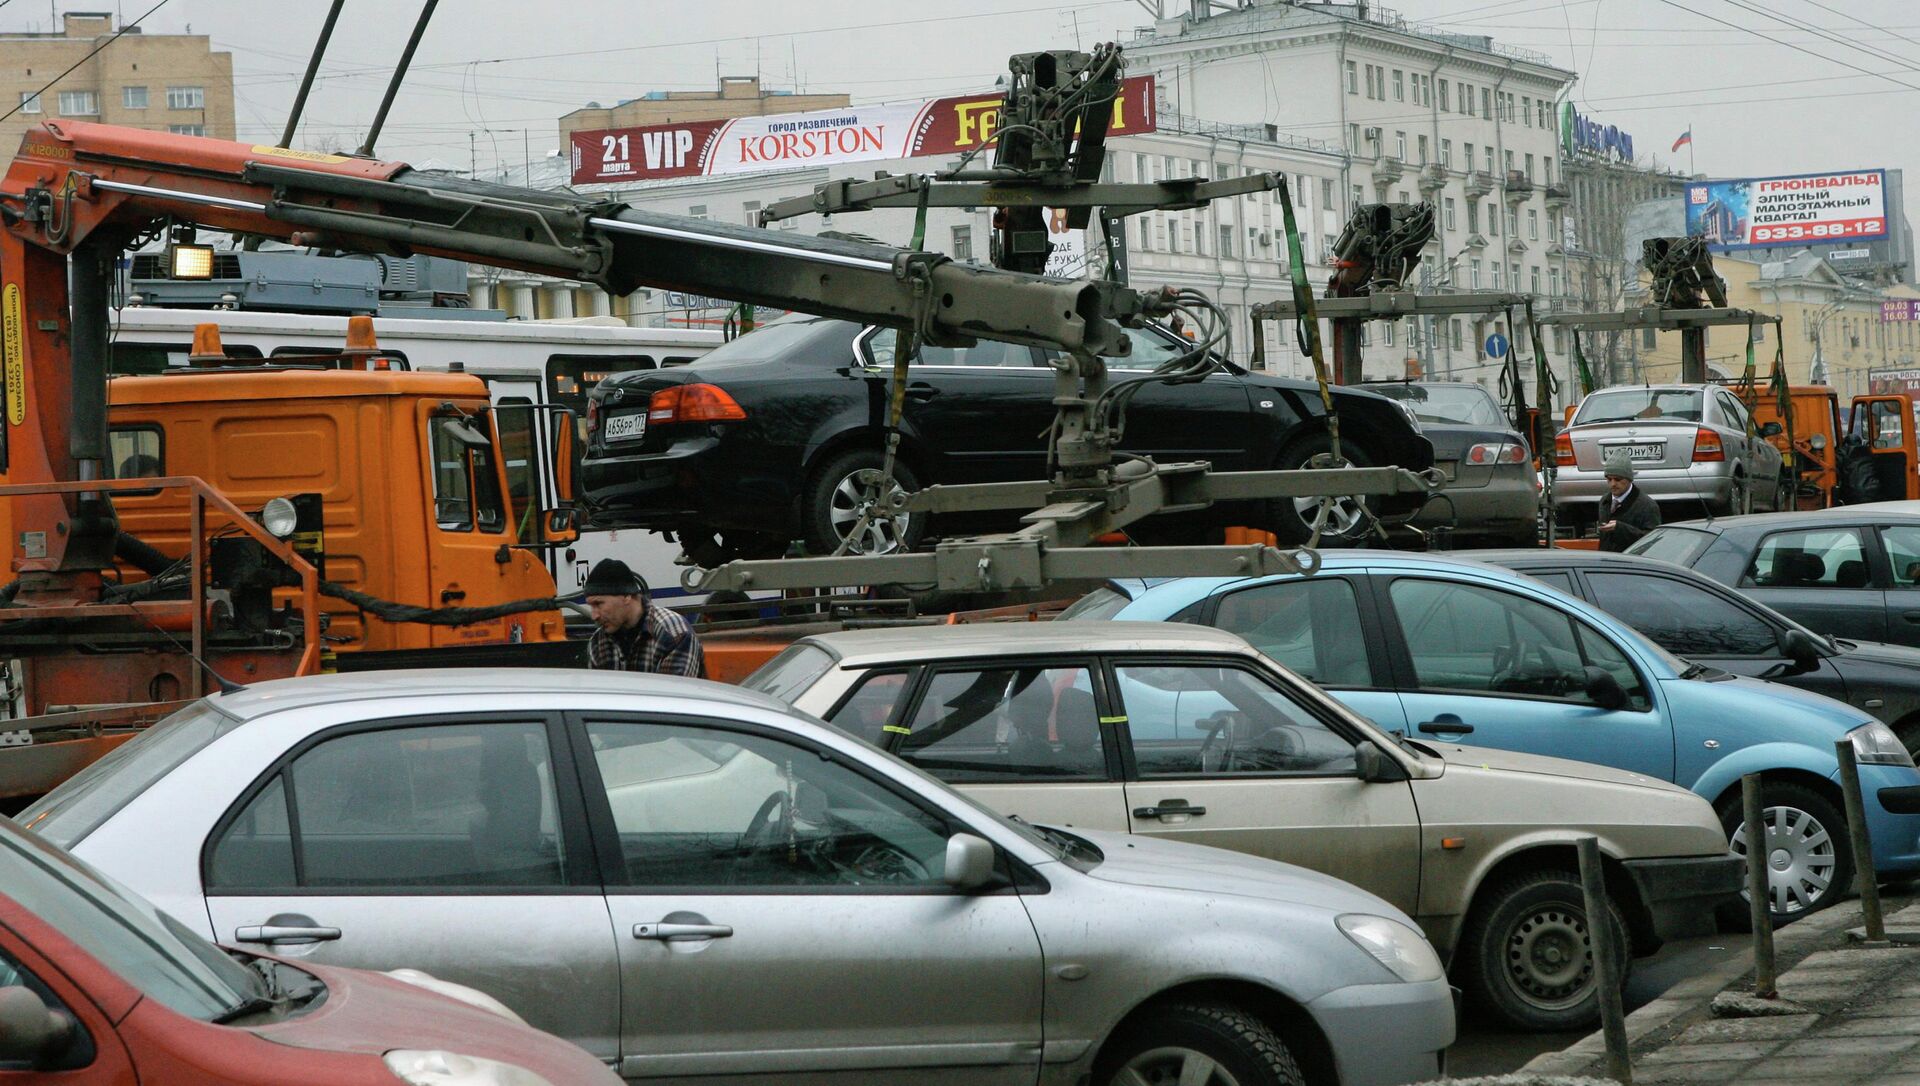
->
[[18, 700, 241, 850], [742, 643, 836, 702], [1367, 384, 1505, 427], [1627, 526, 1717, 566], [1576, 389, 1704, 425], [1058, 586, 1134, 621], [0, 822, 260, 1020]]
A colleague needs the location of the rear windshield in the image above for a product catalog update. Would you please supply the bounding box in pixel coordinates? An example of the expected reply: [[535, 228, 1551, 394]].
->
[[1367, 384, 1505, 427], [685, 316, 852, 367], [742, 643, 836, 703], [1627, 526, 1716, 566], [1576, 389, 1704, 425], [16, 701, 239, 850], [1058, 586, 1134, 621]]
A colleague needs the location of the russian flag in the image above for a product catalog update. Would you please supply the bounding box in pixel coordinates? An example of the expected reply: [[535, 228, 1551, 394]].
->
[[1672, 129, 1693, 152]]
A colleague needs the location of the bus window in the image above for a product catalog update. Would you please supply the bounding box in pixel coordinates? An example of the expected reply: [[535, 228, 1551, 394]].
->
[[546, 354, 655, 411], [109, 341, 263, 375], [270, 345, 411, 369]]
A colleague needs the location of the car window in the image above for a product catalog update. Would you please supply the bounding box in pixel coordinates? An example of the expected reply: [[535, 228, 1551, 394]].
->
[[1058, 587, 1133, 621], [868, 330, 1035, 369], [1626, 526, 1716, 565], [894, 666, 1105, 782], [1585, 571, 1778, 656], [1115, 663, 1356, 777], [206, 720, 569, 890], [1212, 578, 1374, 685], [1745, 527, 1871, 589], [583, 720, 954, 889], [1881, 525, 1920, 589], [1389, 578, 1590, 701], [1575, 388, 1703, 424], [823, 670, 914, 746], [21, 701, 242, 850], [1106, 325, 1195, 372], [742, 644, 837, 703], [1573, 619, 1653, 711], [1525, 570, 1575, 594], [1365, 384, 1506, 427]]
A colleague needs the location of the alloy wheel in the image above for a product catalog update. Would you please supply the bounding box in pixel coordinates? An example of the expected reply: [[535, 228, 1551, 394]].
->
[[1113, 1046, 1245, 1086], [1290, 456, 1367, 539], [1730, 804, 1838, 915], [828, 468, 912, 555]]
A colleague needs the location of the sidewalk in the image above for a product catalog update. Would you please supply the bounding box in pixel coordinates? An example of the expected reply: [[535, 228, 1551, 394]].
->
[[1493, 900, 1920, 1084]]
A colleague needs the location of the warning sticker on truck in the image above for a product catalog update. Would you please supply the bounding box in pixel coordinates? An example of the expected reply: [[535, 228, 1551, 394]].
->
[[3, 282, 24, 427]]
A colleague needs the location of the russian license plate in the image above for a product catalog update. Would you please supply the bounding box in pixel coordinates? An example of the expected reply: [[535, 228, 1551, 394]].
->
[[1613, 442, 1664, 462], [603, 412, 647, 442]]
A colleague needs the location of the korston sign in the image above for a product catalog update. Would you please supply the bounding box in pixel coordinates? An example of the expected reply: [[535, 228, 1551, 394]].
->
[[1685, 170, 1888, 252], [570, 75, 1156, 185], [1560, 103, 1634, 162]]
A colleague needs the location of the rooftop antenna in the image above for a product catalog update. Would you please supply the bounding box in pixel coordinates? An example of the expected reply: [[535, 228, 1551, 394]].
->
[[357, 0, 441, 158]]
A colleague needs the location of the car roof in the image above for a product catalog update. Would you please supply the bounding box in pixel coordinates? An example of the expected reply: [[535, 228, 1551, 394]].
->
[[1103, 549, 1556, 600], [1472, 548, 1684, 570], [1661, 507, 1920, 533], [798, 620, 1255, 666], [204, 668, 791, 720]]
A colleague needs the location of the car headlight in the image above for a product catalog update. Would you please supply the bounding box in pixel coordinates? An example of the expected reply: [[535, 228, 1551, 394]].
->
[[1337, 914, 1445, 983], [384, 1051, 553, 1086], [1848, 721, 1915, 768]]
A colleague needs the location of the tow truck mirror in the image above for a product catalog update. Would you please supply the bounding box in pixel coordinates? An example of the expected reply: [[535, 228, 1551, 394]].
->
[[545, 417, 580, 545], [1759, 421, 1784, 438]]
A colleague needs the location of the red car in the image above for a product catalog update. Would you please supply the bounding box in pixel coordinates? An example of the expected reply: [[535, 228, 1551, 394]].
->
[[0, 818, 617, 1085]]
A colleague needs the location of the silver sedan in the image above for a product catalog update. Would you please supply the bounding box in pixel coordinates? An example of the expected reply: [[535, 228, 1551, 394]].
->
[[1554, 383, 1790, 526], [18, 669, 1454, 1086]]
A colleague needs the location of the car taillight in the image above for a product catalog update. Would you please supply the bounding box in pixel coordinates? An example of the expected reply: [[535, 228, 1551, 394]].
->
[[1692, 427, 1725, 462], [585, 399, 600, 434], [1554, 433, 1574, 467], [1466, 441, 1528, 465], [649, 383, 747, 423]]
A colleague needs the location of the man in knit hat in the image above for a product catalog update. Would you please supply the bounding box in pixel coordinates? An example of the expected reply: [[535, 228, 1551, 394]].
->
[[582, 558, 704, 677], [1596, 456, 1661, 552]]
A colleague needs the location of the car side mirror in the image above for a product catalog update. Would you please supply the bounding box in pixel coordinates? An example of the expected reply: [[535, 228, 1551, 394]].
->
[[1354, 740, 1409, 783], [1779, 628, 1821, 669], [943, 832, 998, 892], [1582, 666, 1630, 711], [1759, 421, 1784, 438], [0, 986, 74, 1067]]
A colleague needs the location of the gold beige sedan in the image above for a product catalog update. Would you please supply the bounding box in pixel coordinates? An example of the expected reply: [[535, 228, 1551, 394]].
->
[[751, 622, 1743, 1033]]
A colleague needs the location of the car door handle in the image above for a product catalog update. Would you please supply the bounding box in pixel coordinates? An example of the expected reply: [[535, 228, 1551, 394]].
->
[[634, 922, 733, 941], [233, 924, 342, 946], [1133, 801, 1207, 819], [1417, 715, 1474, 736], [904, 383, 940, 400]]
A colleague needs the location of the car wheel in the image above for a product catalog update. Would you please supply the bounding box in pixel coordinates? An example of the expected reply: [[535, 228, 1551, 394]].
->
[[1774, 475, 1793, 513], [801, 449, 925, 556], [1266, 433, 1375, 547], [675, 528, 786, 567], [1458, 868, 1628, 1032], [1720, 782, 1851, 923], [1097, 1002, 1305, 1086], [1723, 476, 1750, 517]]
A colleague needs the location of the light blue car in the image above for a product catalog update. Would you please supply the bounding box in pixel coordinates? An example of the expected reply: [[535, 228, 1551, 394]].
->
[[1063, 552, 1920, 922]]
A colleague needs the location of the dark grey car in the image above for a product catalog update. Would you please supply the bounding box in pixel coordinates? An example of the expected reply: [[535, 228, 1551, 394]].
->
[[1478, 548, 1920, 756], [1629, 509, 1920, 650], [1358, 381, 1539, 546]]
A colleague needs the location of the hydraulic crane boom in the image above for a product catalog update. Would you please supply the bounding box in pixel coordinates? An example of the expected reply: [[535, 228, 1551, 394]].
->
[[0, 120, 1157, 579]]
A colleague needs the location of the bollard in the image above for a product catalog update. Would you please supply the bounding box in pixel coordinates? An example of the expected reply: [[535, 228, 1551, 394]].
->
[[1835, 739, 1886, 942], [1741, 774, 1777, 998], [1577, 836, 1632, 1084]]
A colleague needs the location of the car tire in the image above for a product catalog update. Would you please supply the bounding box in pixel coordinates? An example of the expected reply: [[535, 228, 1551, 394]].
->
[[800, 449, 926, 557], [1721, 476, 1750, 517], [675, 528, 786, 567], [1097, 1002, 1305, 1086], [1266, 433, 1375, 547], [1458, 868, 1628, 1033], [1774, 474, 1793, 513], [1719, 781, 1852, 924]]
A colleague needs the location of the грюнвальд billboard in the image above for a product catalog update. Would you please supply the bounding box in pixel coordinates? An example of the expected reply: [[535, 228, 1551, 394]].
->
[[1684, 170, 1887, 251]]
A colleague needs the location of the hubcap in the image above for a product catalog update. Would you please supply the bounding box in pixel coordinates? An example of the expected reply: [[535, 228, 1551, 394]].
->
[[1113, 1046, 1243, 1086], [828, 469, 912, 555], [1504, 905, 1593, 1010], [1291, 456, 1367, 538], [1730, 805, 1837, 914]]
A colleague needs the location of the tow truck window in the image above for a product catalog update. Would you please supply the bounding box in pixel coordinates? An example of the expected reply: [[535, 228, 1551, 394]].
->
[[495, 399, 539, 544], [109, 427, 163, 491], [429, 416, 507, 534]]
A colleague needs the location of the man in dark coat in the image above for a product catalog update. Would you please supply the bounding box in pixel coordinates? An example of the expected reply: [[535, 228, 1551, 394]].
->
[[1597, 456, 1661, 552], [582, 559, 704, 677]]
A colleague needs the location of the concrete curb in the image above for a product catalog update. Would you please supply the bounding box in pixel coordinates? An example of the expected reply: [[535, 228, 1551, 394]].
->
[[1517, 900, 1868, 1077]]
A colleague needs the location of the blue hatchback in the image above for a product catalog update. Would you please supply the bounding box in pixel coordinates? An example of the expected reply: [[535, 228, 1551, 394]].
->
[[1064, 552, 1920, 921]]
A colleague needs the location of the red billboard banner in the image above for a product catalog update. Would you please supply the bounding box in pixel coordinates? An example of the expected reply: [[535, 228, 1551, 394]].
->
[[569, 75, 1155, 186]]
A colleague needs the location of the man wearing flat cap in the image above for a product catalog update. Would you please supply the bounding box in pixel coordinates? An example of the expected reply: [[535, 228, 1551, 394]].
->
[[582, 558, 705, 677], [1596, 456, 1660, 552]]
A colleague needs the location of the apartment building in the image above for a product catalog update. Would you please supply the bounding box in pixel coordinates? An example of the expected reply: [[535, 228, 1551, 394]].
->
[[0, 12, 233, 150]]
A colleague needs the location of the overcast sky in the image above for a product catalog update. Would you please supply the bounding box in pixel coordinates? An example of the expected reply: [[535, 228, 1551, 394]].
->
[[16, 0, 1918, 221]]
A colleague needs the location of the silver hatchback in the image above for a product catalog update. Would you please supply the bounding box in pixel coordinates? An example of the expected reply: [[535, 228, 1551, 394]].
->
[[18, 670, 1453, 1086], [1554, 383, 1789, 526]]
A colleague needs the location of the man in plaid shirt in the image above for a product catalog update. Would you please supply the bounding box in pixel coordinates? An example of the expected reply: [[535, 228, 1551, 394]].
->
[[582, 559, 704, 678]]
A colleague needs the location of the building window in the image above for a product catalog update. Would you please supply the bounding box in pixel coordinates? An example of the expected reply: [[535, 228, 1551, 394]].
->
[[165, 85, 205, 110], [1550, 267, 1562, 295], [1544, 155, 1554, 183], [1539, 99, 1550, 128], [122, 85, 148, 109], [1417, 134, 1429, 164], [1346, 60, 1358, 94], [1486, 201, 1499, 235], [1347, 123, 1360, 153], [1528, 208, 1539, 240], [1525, 153, 1535, 181], [1444, 198, 1457, 231], [1323, 234, 1339, 262], [1531, 266, 1542, 293], [1384, 321, 1396, 347], [57, 90, 98, 115], [1195, 219, 1207, 257], [1522, 96, 1532, 126], [1451, 318, 1464, 350], [1395, 131, 1406, 160], [1440, 139, 1452, 167], [1643, 328, 1658, 351], [1484, 146, 1495, 174], [1482, 87, 1493, 118], [1393, 69, 1404, 101], [1135, 153, 1148, 182], [18, 92, 40, 114], [1492, 262, 1503, 289], [688, 204, 708, 219], [1220, 224, 1235, 257], [1464, 142, 1475, 172], [1322, 178, 1335, 208], [1470, 258, 1482, 288], [166, 124, 206, 136], [1350, 184, 1364, 210], [1467, 200, 1479, 232], [1504, 149, 1515, 174], [1463, 82, 1475, 116], [1438, 79, 1450, 111], [742, 200, 760, 226], [1506, 207, 1519, 237], [951, 225, 973, 261], [1510, 262, 1521, 287], [1397, 190, 1410, 205]]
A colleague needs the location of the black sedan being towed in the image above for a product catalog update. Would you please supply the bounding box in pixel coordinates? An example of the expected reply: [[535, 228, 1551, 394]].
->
[[580, 315, 1435, 563], [1479, 548, 1920, 756]]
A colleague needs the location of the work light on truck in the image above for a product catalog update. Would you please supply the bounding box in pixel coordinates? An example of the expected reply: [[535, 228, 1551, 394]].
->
[[259, 497, 299, 540], [648, 384, 747, 424]]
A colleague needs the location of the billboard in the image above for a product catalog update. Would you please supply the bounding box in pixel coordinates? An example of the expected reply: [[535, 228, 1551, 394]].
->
[[1684, 170, 1888, 252], [569, 75, 1155, 186], [1869, 367, 1920, 394]]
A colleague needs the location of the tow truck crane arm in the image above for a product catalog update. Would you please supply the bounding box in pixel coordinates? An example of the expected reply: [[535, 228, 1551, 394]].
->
[[0, 120, 1156, 578]]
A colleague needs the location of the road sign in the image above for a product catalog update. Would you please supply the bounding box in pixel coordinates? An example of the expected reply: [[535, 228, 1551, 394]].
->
[[1486, 332, 1510, 358]]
